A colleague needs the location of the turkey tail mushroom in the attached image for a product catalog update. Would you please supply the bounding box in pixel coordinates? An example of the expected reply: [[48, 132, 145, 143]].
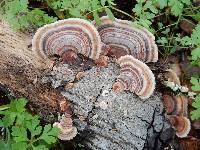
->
[[163, 94, 188, 116], [53, 113, 77, 141], [167, 115, 191, 138], [93, 16, 158, 62], [32, 18, 102, 62], [112, 55, 155, 99]]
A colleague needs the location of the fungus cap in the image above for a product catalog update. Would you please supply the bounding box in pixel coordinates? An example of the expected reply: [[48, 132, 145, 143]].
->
[[113, 55, 155, 99], [53, 113, 77, 141], [32, 18, 102, 61], [163, 94, 188, 116], [175, 95, 188, 116], [167, 115, 191, 138], [93, 16, 158, 62], [163, 94, 175, 114], [53, 122, 77, 141]]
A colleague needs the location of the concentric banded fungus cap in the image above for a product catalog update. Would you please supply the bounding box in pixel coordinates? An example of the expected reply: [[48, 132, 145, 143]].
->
[[54, 123, 77, 141], [163, 94, 175, 114], [175, 95, 188, 116], [32, 18, 102, 61], [163, 94, 188, 116], [53, 113, 77, 140], [93, 16, 158, 62], [167, 115, 191, 138], [113, 55, 155, 99]]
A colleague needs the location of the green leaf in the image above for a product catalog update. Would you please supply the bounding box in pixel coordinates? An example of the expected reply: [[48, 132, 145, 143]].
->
[[2, 113, 16, 127], [105, 7, 115, 21], [12, 126, 28, 142], [191, 77, 200, 91], [69, 8, 81, 17], [25, 115, 42, 137], [191, 94, 200, 120], [32, 145, 48, 150], [0, 105, 10, 111], [191, 48, 200, 60], [158, 0, 167, 9], [192, 13, 200, 22], [191, 24, 200, 45], [101, 0, 106, 6], [93, 11, 101, 25], [181, 0, 191, 5], [168, 0, 184, 16], [133, 3, 143, 16], [139, 18, 152, 28], [11, 98, 27, 113], [0, 140, 12, 150], [157, 37, 168, 45], [11, 142, 28, 150], [148, 4, 158, 14], [39, 125, 59, 145], [181, 36, 192, 46], [107, 0, 116, 5]]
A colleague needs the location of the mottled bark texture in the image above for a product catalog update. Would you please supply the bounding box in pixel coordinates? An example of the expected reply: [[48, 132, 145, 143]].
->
[[0, 20, 174, 149], [45, 62, 173, 150], [0, 20, 69, 122]]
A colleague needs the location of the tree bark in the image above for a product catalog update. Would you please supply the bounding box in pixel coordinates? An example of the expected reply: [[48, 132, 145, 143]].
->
[[0, 19, 69, 122]]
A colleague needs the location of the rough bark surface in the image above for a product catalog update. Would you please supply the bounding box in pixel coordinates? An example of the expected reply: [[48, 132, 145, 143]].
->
[[0, 20, 69, 122], [44, 62, 173, 150]]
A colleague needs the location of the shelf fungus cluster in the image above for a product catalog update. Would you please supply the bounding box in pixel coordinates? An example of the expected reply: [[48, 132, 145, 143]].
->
[[163, 94, 190, 138], [32, 16, 159, 140], [112, 55, 155, 99], [163, 69, 190, 138], [93, 16, 158, 62]]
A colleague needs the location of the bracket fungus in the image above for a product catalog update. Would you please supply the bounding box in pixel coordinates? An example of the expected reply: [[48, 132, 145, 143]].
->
[[112, 55, 155, 99], [32, 18, 102, 62], [167, 115, 191, 138], [93, 16, 158, 62], [53, 113, 77, 141], [163, 94, 188, 116]]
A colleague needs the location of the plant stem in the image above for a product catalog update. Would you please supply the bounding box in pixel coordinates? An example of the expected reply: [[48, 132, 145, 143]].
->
[[84, 6, 108, 16], [110, 6, 135, 20], [180, 18, 196, 26], [156, 15, 181, 33], [158, 45, 189, 48], [185, 5, 200, 10], [156, 22, 177, 32], [84, 6, 135, 21]]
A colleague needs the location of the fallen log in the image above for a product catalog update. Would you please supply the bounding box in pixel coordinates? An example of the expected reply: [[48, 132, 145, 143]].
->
[[0, 20, 69, 122], [0, 20, 174, 150]]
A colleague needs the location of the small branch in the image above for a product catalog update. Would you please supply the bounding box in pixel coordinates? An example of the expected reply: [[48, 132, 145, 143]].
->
[[110, 6, 135, 20], [157, 45, 189, 49]]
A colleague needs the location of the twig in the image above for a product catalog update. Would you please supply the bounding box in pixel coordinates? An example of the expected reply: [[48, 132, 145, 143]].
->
[[110, 6, 135, 20]]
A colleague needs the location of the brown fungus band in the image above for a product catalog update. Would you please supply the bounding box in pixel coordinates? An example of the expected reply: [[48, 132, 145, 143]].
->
[[167, 115, 191, 138], [93, 16, 158, 62], [32, 18, 102, 61], [113, 55, 155, 99], [53, 113, 77, 140], [163, 94, 188, 116]]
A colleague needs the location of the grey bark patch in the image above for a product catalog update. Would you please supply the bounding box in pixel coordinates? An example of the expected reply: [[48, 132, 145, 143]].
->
[[49, 62, 171, 150], [42, 64, 75, 88]]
